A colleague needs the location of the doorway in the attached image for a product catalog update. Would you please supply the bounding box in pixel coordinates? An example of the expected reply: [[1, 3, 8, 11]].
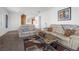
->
[[21, 14, 26, 25]]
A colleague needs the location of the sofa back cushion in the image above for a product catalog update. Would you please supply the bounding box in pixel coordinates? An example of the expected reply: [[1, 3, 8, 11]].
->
[[50, 24, 64, 34], [62, 24, 79, 29], [22, 27, 29, 32], [29, 25, 35, 31], [75, 28, 79, 35]]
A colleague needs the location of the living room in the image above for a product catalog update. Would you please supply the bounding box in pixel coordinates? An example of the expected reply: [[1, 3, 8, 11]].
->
[[1, 0, 79, 59], [1, 7, 79, 35], [0, 7, 79, 51]]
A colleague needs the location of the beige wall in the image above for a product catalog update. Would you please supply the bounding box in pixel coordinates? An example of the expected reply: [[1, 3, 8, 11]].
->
[[39, 7, 79, 28]]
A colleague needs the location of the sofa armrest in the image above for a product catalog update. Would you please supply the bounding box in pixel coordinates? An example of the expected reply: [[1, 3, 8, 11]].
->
[[69, 35, 79, 50]]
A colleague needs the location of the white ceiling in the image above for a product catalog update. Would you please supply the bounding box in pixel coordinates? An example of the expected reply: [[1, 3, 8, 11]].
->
[[6, 7, 52, 17]]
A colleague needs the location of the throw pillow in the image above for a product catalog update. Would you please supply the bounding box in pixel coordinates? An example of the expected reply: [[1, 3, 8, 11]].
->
[[47, 27, 53, 32], [64, 29, 75, 37]]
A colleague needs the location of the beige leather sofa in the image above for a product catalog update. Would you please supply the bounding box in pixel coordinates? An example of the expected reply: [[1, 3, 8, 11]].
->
[[45, 24, 79, 50], [19, 24, 36, 38]]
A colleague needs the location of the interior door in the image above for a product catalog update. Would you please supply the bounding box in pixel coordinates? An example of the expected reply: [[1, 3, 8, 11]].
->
[[21, 14, 26, 25]]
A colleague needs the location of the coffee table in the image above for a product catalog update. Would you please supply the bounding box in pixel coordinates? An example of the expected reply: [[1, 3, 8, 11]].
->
[[37, 30, 58, 44]]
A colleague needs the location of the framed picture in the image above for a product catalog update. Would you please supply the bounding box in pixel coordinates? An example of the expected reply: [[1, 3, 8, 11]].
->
[[58, 7, 71, 21]]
